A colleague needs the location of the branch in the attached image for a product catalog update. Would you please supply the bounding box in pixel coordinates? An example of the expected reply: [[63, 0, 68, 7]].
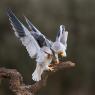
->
[[0, 61, 75, 95]]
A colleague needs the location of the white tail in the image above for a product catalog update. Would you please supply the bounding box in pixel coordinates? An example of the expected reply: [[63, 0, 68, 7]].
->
[[32, 64, 44, 81]]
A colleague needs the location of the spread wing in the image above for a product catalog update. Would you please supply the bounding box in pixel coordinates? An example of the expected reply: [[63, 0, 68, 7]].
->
[[7, 9, 40, 58], [24, 16, 53, 48], [56, 25, 68, 48]]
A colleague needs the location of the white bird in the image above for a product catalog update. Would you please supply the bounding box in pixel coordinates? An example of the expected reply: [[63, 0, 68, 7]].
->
[[51, 25, 68, 58], [7, 9, 54, 81]]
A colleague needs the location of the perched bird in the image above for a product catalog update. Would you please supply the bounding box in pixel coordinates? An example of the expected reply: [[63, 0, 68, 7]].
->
[[7, 9, 68, 81], [7, 9, 54, 81], [51, 25, 68, 58]]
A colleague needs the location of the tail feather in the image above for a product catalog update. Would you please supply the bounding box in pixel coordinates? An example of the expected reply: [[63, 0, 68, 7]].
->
[[32, 64, 44, 81]]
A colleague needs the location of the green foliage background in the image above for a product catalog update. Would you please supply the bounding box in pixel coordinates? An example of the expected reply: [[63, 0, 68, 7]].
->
[[0, 0, 95, 95]]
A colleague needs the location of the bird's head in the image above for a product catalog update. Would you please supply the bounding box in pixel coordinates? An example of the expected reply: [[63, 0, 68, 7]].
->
[[42, 46, 53, 59], [51, 42, 66, 57]]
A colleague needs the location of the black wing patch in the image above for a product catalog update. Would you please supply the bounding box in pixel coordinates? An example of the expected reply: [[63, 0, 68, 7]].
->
[[7, 9, 25, 37], [31, 32, 47, 47]]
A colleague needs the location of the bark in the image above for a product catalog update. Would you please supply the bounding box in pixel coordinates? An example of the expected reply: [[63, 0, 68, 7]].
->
[[0, 61, 75, 95]]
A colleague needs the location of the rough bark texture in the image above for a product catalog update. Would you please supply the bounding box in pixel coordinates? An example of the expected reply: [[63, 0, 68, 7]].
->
[[0, 61, 75, 95]]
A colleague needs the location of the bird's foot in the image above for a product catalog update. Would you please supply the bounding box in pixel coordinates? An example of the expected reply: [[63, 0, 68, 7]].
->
[[46, 66, 54, 71]]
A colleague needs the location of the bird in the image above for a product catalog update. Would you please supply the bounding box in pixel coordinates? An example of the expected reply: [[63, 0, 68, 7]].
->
[[7, 9, 54, 81], [51, 25, 68, 58], [7, 9, 68, 81]]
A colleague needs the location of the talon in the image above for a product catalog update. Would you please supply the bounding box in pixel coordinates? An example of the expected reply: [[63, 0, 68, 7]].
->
[[48, 64, 53, 67], [48, 66, 54, 71]]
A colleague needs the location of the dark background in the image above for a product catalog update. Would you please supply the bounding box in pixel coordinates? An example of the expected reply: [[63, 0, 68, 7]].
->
[[0, 0, 95, 95]]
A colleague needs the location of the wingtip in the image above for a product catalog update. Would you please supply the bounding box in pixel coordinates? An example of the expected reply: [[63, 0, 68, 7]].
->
[[6, 8, 14, 18], [60, 25, 65, 32], [23, 15, 28, 21], [6, 8, 12, 15], [24, 15, 31, 24], [24, 16, 33, 25], [24, 16, 34, 31], [7, 8, 12, 12]]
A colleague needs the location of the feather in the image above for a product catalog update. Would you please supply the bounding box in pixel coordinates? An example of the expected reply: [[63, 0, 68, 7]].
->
[[56, 25, 65, 41], [24, 16, 53, 47], [8, 9, 68, 82], [7, 9, 40, 58], [24, 16, 41, 34], [56, 25, 68, 49], [60, 31, 68, 48]]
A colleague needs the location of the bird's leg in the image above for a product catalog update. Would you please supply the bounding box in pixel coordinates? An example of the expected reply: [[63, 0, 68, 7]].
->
[[52, 53, 60, 64], [45, 65, 54, 71]]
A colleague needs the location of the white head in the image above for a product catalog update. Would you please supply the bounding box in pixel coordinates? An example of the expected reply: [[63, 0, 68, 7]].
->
[[41, 46, 53, 59]]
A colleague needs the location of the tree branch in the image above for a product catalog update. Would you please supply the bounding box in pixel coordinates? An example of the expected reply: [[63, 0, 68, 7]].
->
[[0, 61, 75, 95]]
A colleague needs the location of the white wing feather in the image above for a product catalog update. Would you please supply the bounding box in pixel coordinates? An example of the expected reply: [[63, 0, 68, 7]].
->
[[7, 9, 40, 58], [56, 25, 68, 49], [60, 31, 68, 48], [24, 16, 54, 47]]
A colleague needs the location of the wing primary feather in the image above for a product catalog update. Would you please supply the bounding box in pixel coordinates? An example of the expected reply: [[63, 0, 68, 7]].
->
[[7, 8, 25, 37], [7, 9, 41, 58], [60, 25, 68, 48], [24, 16, 41, 34], [61, 31, 68, 48], [56, 25, 66, 42], [24, 16, 54, 48], [24, 16, 34, 31]]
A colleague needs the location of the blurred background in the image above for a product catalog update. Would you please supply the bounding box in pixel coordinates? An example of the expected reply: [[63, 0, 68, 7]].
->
[[0, 0, 95, 95]]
